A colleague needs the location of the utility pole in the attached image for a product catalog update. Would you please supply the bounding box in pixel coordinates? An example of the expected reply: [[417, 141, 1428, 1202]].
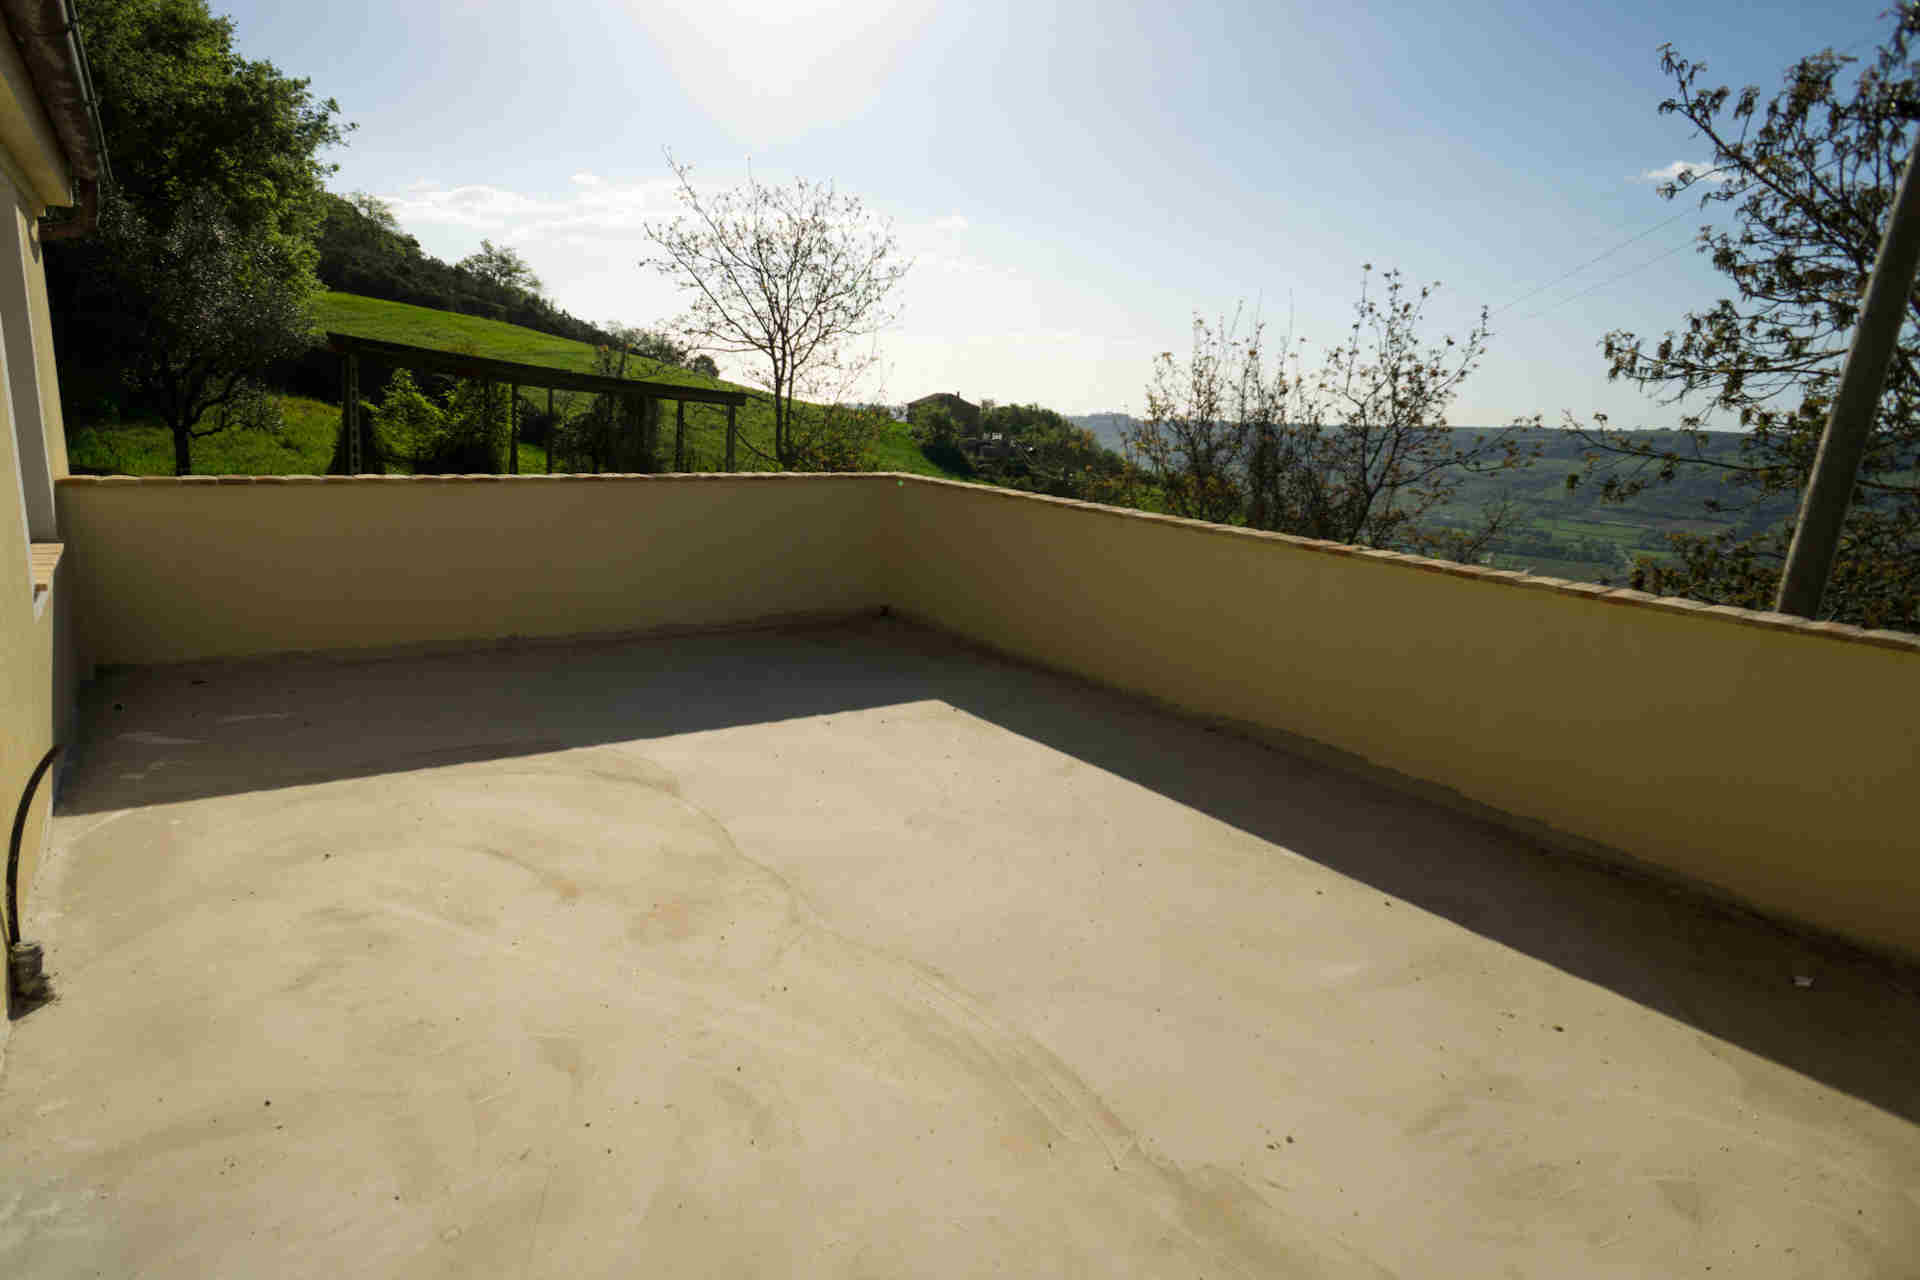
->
[[1774, 141, 1920, 618]]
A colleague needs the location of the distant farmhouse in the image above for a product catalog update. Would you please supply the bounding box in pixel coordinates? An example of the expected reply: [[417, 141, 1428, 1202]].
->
[[905, 392, 981, 434]]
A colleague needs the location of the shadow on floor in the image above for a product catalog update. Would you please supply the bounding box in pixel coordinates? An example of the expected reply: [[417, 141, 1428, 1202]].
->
[[54, 616, 1920, 1127]]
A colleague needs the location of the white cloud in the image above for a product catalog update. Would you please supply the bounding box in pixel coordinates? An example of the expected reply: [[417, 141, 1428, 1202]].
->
[[1636, 160, 1730, 184], [931, 214, 969, 233], [381, 177, 689, 243]]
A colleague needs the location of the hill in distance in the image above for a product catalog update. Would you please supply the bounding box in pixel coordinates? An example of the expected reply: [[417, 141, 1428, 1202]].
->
[[1068, 412, 1793, 584], [70, 291, 964, 480]]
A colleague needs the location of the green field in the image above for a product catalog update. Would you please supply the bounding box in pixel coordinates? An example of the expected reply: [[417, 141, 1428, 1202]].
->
[[69, 396, 345, 475], [68, 290, 964, 479], [1416, 427, 1798, 584]]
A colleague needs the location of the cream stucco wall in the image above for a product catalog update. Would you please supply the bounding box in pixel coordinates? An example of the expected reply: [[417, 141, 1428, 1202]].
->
[[46, 471, 1920, 963], [887, 476, 1920, 963], [0, 345, 58, 973], [56, 474, 892, 667], [0, 193, 60, 536], [0, 37, 72, 997]]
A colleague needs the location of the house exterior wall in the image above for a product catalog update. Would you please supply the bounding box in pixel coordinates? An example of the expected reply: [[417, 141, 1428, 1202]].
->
[[0, 36, 71, 991]]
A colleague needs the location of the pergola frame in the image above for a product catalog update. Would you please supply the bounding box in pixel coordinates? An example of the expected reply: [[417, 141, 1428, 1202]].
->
[[326, 332, 747, 474]]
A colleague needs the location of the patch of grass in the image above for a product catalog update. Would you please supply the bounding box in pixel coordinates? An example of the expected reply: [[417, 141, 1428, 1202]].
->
[[866, 426, 971, 478], [1487, 553, 1623, 582], [69, 395, 342, 475]]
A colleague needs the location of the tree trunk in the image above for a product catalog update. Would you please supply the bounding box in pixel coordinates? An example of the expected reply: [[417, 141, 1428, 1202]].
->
[[171, 426, 192, 476], [773, 377, 788, 467]]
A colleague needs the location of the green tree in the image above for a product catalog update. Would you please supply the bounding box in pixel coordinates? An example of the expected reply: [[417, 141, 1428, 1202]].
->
[[78, 191, 315, 474], [369, 370, 446, 471], [331, 192, 415, 257], [1571, 7, 1920, 630], [1018, 419, 1130, 501], [546, 332, 662, 472], [436, 377, 513, 474], [72, 0, 347, 248], [457, 239, 543, 297], [909, 401, 973, 475]]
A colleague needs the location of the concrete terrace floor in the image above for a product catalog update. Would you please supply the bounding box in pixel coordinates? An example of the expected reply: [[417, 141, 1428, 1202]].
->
[[1, 619, 1916, 1278]]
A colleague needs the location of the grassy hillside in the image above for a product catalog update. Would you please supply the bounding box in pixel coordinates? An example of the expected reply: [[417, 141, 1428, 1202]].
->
[[69, 291, 963, 478], [314, 292, 957, 477]]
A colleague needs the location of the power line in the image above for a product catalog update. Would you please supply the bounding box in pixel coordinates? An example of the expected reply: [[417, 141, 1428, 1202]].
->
[[1491, 203, 1700, 316], [1516, 238, 1696, 321], [1494, 147, 1865, 321], [1486, 10, 1890, 319]]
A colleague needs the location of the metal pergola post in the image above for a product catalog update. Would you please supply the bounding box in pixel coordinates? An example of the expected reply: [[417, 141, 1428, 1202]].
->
[[726, 403, 737, 471], [508, 382, 520, 474], [342, 353, 361, 474]]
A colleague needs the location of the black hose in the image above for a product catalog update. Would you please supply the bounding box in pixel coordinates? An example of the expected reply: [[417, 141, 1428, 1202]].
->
[[6, 745, 61, 947]]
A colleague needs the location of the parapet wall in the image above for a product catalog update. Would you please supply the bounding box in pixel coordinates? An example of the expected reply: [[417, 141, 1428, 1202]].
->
[[56, 474, 891, 665], [886, 476, 1920, 964], [56, 472, 1920, 962]]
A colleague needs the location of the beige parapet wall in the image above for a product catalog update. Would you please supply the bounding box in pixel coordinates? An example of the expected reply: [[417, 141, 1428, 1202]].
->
[[56, 474, 891, 665], [883, 476, 1920, 964], [55, 471, 1920, 962]]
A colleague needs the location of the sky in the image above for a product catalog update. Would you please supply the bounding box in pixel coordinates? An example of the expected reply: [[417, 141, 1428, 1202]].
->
[[219, 0, 1887, 425]]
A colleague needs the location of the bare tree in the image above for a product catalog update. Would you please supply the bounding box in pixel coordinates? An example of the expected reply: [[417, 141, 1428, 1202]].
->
[[1130, 270, 1537, 554], [1126, 311, 1262, 524], [643, 153, 910, 468], [1292, 268, 1538, 553]]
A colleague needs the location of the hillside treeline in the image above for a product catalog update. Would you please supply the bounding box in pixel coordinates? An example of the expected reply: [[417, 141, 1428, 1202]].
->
[[313, 193, 621, 351]]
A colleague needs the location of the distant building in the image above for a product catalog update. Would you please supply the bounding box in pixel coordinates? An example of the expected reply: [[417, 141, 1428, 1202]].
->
[[905, 392, 981, 434]]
